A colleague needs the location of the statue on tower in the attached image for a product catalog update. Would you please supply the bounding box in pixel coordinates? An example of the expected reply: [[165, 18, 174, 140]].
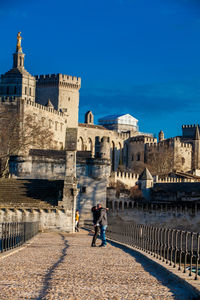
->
[[16, 32, 22, 52]]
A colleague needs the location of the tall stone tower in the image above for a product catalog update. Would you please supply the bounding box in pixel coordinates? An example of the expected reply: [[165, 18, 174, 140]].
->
[[35, 74, 81, 128], [193, 126, 200, 170], [158, 130, 164, 142], [0, 32, 36, 101]]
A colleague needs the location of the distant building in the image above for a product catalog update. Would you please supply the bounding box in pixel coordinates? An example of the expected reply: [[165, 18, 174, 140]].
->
[[98, 114, 138, 133]]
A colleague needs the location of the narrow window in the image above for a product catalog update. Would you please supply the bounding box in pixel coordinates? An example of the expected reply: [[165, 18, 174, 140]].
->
[[80, 186, 86, 193], [29, 88, 31, 96], [7, 86, 9, 95], [25, 87, 27, 95], [14, 86, 17, 94], [137, 153, 140, 161]]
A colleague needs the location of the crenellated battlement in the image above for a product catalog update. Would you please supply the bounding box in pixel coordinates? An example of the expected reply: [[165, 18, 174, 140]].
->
[[180, 142, 192, 148], [116, 171, 139, 180], [117, 132, 130, 139], [0, 97, 66, 117], [145, 138, 192, 151], [111, 171, 139, 188], [156, 176, 195, 183], [35, 73, 81, 88], [130, 136, 157, 144], [0, 96, 21, 103], [25, 99, 65, 116], [182, 124, 199, 129]]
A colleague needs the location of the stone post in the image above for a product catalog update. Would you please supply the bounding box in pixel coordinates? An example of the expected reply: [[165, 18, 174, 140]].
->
[[61, 128, 78, 233]]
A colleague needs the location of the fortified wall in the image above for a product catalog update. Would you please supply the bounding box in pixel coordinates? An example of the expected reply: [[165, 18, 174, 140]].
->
[[0, 96, 68, 150], [107, 193, 200, 232], [9, 144, 111, 224]]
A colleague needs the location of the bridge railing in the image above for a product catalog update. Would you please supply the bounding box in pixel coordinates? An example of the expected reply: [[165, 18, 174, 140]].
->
[[0, 222, 39, 253], [106, 224, 200, 280], [85, 222, 200, 280]]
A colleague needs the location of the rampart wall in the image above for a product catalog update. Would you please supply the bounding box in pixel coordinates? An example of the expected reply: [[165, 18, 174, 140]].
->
[[0, 97, 68, 150], [0, 208, 72, 231], [111, 171, 139, 187], [108, 201, 200, 232]]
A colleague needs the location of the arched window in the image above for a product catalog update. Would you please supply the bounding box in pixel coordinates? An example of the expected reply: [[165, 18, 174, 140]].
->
[[78, 137, 84, 151], [29, 88, 31, 96], [137, 153, 141, 161], [41, 118, 45, 126], [14, 86, 17, 94], [111, 141, 115, 171], [88, 138, 92, 152], [119, 201, 122, 210], [182, 157, 185, 165], [131, 154, 134, 161]]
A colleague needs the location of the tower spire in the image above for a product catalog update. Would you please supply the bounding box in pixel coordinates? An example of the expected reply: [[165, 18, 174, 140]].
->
[[13, 32, 25, 69]]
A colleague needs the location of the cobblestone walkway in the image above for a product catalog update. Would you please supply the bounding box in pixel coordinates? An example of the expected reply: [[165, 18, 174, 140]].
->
[[0, 231, 197, 300]]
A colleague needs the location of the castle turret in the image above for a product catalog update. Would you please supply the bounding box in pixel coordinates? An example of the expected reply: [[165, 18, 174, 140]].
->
[[139, 168, 153, 201], [159, 130, 164, 142], [99, 136, 110, 160]]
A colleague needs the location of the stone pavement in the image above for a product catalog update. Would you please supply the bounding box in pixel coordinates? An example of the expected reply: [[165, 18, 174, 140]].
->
[[0, 230, 197, 300]]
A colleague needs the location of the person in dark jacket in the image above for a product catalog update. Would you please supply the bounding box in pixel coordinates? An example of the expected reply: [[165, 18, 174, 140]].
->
[[94, 203, 108, 247], [91, 206, 100, 247]]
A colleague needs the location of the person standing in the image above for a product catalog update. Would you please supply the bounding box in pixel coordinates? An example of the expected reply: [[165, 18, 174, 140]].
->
[[75, 210, 80, 232], [94, 204, 108, 247], [91, 206, 100, 247]]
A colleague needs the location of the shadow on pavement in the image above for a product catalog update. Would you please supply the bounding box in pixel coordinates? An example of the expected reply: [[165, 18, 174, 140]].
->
[[35, 234, 69, 300], [108, 240, 199, 300]]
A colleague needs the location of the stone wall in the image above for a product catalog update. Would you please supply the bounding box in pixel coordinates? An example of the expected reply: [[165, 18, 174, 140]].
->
[[108, 202, 200, 232], [9, 150, 66, 180], [0, 208, 72, 232], [78, 124, 128, 171]]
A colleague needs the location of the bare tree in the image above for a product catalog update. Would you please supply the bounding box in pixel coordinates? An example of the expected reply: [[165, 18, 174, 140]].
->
[[0, 108, 54, 177], [146, 146, 182, 176]]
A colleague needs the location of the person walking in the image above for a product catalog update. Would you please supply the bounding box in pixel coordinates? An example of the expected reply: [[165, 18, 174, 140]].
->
[[91, 206, 100, 247], [75, 210, 80, 232], [94, 203, 108, 247]]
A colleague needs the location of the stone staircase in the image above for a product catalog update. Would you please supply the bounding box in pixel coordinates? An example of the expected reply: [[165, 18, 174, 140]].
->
[[0, 179, 64, 209]]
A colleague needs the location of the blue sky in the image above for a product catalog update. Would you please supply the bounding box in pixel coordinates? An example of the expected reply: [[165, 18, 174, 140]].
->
[[1, 0, 200, 138]]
